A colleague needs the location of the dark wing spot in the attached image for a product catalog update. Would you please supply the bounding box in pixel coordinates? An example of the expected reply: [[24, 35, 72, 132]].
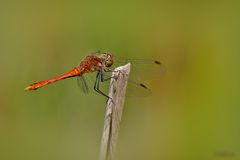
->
[[139, 83, 148, 89], [154, 60, 161, 65]]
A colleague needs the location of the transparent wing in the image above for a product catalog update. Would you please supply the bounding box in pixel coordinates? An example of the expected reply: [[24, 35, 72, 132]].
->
[[109, 56, 166, 97], [126, 80, 152, 97], [112, 57, 166, 81], [77, 75, 89, 94]]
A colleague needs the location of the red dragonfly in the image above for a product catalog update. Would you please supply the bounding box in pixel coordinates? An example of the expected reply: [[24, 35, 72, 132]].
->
[[25, 51, 163, 99]]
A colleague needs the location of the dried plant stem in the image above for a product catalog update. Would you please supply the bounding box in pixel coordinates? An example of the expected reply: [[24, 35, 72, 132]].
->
[[99, 63, 131, 160]]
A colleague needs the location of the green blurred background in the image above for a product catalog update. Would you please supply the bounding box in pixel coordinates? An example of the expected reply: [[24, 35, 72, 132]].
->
[[0, 0, 239, 160]]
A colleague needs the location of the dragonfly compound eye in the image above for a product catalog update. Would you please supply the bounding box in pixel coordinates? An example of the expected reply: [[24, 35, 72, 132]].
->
[[105, 59, 114, 67], [103, 53, 114, 67]]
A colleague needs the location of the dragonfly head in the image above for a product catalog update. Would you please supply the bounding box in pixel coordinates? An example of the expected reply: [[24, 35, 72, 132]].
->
[[101, 52, 114, 68]]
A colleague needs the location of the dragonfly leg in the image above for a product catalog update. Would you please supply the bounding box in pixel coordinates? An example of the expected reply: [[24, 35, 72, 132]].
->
[[104, 68, 120, 74], [101, 68, 120, 82], [94, 72, 113, 101], [104, 68, 114, 72]]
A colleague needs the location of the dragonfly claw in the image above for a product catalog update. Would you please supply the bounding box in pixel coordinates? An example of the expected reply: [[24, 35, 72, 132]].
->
[[107, 97, 115, 105]]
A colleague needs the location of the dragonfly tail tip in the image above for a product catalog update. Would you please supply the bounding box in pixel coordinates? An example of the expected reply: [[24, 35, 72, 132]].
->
[[24, 86, 35, 91]]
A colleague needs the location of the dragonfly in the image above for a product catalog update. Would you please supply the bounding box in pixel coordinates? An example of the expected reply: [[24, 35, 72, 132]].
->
[[25, 51, 164, 99]]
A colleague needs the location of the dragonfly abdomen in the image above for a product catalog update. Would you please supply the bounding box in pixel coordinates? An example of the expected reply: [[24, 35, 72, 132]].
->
[[25, 67, 81, 90]]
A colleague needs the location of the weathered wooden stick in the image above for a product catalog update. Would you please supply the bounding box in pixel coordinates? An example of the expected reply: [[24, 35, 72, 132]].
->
[[99, 63, 131, 160]]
